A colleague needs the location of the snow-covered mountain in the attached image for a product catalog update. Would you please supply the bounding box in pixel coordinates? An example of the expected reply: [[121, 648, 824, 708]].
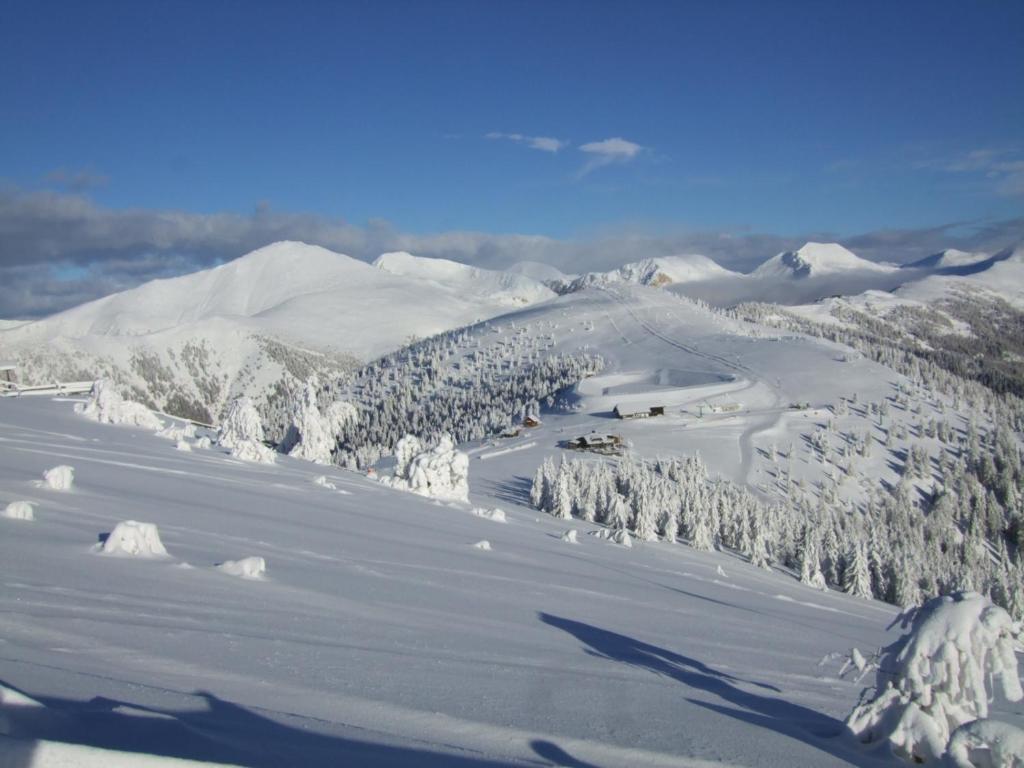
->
[[752, 242, 897, 279], [372, 251, 556, 306], [0, 242, 557, 422], [505, 260, 575, 284], [904, 248, 991, 272], [565, 254, 739, 292]]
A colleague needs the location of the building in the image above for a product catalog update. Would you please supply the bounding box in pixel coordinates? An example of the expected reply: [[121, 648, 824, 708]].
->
[[567, 433, 623, 454], [523, 415, 543, 428], [613, 404, 665, 419]]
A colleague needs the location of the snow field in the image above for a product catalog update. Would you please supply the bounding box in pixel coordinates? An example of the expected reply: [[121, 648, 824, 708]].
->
[[0, 384, 1017, 766]]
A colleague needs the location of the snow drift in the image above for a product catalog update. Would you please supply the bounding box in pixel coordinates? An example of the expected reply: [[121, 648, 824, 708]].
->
[[215, 556, 266, 579]]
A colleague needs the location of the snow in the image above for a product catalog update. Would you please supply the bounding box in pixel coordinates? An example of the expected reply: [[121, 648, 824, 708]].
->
[[567, 254, 739, 291], [42, 465, 74, 491], [561, 529, 578, 544], [98, 520, 169, 558], [217, 397, 275, 464], [175, 440, 192, 452], [0, 395, 929, 767], [846, 592, 1022, 763], [74, 380, 164, 430], [215, 556, 266, 579], [3, 500, 34, 521], [472, 540, 492, 551], [313, 475, 337, 490], [470, 507, 507, 523], [947, 719, 1024, 768], [373, 251, 556, 307], [752, 242, 897, 279]]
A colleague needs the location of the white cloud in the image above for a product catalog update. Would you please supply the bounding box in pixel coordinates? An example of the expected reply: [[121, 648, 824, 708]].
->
[[927, 147, 1024, 198], [577, 137, 643, 176], [485, 132, 567, 153]]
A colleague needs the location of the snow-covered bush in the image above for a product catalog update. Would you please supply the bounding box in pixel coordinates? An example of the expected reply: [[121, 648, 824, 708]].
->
[[157, 421, 196, 442], [216, 556, 266, 579], [313, 475, 337, 490], [470, 507, 506, 523], [99, 521, 168, 557], [846, 592, 1022, 763], [380, 433, 469, 502], [947, 719, 1024, 768], [473, 540, 492, 551], [42, 465, 74, 491], [175, 440, 192, 452], [75, 379, 164, 430], [561, 529, 578, 544], [218, 396, 275, 464], [3, 501, 34, 521]]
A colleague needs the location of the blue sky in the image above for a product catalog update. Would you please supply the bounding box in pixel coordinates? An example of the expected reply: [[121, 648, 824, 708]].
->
[[1, 1, 1023, 315]]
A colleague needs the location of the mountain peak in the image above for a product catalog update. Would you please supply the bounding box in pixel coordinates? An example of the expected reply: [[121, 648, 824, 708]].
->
[[753, 242, 894, 279]]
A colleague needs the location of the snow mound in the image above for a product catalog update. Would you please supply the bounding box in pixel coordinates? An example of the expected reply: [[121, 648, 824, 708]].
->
[[99, 521, 169, 558], [381, 433, 470, 502], [846, 592, 1022, 763], [218, 397, 275, 464], [470, 507, 507, 523], [175, 440, 192, 452], [74, 380, 165, 430], [3, 501, 34, 521], [561, 529, 578, 544], [42, 465, 74, 491], [194, 436, 212, 449], [753, 242, 896, 279], [589, 528, 633, 547], [472, 540, 492, 551], [216, 556, 266, 579], [313, 475, 337, 490], [157, 422, 196, 441]]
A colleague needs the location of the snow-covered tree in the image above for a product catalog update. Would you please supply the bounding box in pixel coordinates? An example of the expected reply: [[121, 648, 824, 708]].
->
[[846, 592, 1023, 763]]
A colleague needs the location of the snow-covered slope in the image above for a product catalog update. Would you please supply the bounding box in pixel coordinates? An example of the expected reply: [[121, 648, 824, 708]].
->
[[505, 260, 574, 284], [904, 248, 990, 272], [752, 243, 897, 279], [373, 251, 556, 307], [0, 395, 901, 767]]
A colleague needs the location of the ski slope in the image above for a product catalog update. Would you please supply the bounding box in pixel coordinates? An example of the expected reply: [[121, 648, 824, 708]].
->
[[0, 396, 903, 767]]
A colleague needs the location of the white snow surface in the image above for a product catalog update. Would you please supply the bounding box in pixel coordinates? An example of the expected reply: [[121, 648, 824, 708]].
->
[[753, 243, 898, 279], [0, 395, 948, 767], [99, 521, 169, 558]]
